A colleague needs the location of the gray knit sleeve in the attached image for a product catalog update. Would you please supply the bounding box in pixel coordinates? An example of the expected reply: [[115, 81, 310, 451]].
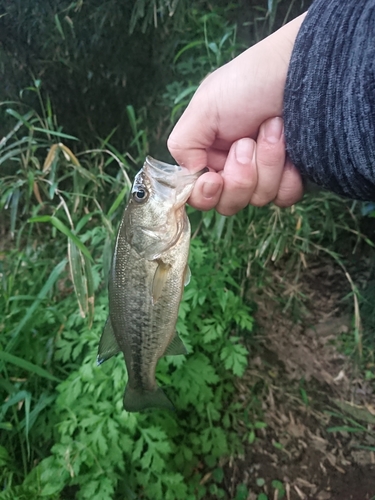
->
[[283, 0, 375, 201]]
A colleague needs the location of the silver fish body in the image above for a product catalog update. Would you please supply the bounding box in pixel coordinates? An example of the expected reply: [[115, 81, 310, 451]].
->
[[98, 156, 205, 412]]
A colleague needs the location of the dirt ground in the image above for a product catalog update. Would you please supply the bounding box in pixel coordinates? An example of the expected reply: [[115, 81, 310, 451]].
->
[[222, 255, 375, 500]]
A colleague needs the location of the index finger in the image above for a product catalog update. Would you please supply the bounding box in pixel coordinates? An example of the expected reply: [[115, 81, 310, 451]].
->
[[167, 93, 215, 170]]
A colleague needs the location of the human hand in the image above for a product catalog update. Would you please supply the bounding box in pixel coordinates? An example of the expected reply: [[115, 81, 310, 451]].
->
[[168, 14, 306, 215]]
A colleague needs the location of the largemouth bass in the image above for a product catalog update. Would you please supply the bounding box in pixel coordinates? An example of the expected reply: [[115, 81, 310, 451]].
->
[[98, 156, 206, 412]]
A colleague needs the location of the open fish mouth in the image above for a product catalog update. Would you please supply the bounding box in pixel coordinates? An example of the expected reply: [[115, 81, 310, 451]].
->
[[145, 156, 182, 175], [145, 156, 209, 188]]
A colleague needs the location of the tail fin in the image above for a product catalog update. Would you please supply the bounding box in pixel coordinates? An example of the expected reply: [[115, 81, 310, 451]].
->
[[123, 385, 174, 412]]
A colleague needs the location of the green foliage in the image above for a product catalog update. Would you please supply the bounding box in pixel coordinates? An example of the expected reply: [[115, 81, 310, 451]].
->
[[162, 6, 243, 122], [0, 89, 255, 500], [0, 224, 254, 499]]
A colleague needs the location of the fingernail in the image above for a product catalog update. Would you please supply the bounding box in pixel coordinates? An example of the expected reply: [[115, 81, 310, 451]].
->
[[264, 117, 283, 144], [235, 138, 254, 165], [203, 182, 220, 199]]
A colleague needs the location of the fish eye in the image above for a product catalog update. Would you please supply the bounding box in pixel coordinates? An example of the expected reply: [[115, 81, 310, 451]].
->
[[132, 186, 149, 203]]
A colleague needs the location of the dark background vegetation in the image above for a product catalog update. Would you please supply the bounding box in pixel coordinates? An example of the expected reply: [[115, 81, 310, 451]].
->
[[1, 1, 374, 500], [0, 0, 309, 151]]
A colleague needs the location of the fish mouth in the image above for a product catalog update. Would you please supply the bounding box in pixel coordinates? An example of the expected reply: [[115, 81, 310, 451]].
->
[[146, 156, 181, 176], [145, 156, 208, 182]]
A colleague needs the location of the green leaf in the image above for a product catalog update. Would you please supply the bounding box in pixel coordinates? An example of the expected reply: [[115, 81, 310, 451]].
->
[[212, 467, 224, 483], [220, 341, 248, 377], [271, 480, 285, 498], [235, 484, 248, 500], [254, 421, 267, 430]]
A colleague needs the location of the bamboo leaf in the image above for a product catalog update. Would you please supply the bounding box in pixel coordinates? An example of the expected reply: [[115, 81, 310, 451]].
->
[[43, 144, 59, 172], [68, 240, 87, 318], [83, 253, 95, 328], [0, 352, 61, 382], [68, 240, 95, 326], [58, 143, 80, 166], [33, 181, 43, 205], [28, 216, 93, 262]]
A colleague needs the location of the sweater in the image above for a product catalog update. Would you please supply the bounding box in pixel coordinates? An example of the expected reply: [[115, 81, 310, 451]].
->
[[283, 0, 375, 201]]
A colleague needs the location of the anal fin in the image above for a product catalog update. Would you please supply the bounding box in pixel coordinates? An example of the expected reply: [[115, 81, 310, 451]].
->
[[164, 332, 188, 356], [97, 316, 120, 365]]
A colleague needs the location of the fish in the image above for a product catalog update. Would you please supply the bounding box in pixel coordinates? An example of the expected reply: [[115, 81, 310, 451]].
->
[[98, 156, 207, 412]]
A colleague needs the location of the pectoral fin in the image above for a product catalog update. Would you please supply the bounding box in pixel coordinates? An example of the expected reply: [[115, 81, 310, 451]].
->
[[164, 332, 188, 356], [97, 317, 121, 365], [152, 261, 171, 304], [184, 264, 191, 286]]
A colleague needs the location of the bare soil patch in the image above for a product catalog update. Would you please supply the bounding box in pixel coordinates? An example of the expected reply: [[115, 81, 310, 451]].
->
[[223, 255, 375, 500]]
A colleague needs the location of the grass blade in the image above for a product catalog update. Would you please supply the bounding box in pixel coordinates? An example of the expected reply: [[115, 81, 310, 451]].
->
[[19, 393, 56, 433], [107, 185, 128, 217], [32, 128, 78, 141], [0, 352, 61, 382]]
